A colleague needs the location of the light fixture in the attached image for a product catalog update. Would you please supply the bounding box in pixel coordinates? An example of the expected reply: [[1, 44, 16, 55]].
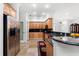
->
[[42, 12, 46, 15], [65, 12, 69, 16], [32, 12, 37, 15], [62, 21, 67, 25], [46, 14, 51, 18], [32, 4, 37, 8], [45, 4, 50, 9]]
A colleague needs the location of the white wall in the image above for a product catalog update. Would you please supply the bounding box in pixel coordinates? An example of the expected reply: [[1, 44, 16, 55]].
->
[[53, 4, 79, 33], [53, 4, 79, 56], [53, 10, 70, 32], [0, 3, 3, 56]]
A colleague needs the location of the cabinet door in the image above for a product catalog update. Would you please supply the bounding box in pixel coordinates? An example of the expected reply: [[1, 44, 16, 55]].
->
[[30, 23, 32, 29], [29, 32, 34, 39], [39, 23, 41, 29], [41, 23, 43, 29], [43, 23, 45, 29], [35, 23, 37, 29], [45, 41, 53, 56], [31, 23, 33, 29], [48, 20, 52, 29], [10, 8, 16, 17], [40, 32, 43, 39], [37, 23, 39, 29], [46, 18, 52, 29], [78, 25, 79, 33], [4, 4, 10, 15], [39, 23, 42, 29], [4, 3, 16, 17]]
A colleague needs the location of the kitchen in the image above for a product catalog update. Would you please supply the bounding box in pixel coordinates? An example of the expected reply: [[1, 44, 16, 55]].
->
[[1, 3, 79, 56]]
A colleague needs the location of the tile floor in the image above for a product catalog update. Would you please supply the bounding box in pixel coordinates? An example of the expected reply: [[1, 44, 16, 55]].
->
[[17, 39, 43, 56]]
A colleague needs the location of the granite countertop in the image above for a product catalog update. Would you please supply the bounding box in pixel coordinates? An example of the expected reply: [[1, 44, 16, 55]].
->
[[45, 38, 53, 46], [52, 36, 79, 46]]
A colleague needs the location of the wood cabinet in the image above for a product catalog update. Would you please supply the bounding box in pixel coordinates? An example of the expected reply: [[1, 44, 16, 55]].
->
[[29, 32, 34, 39], [29, 18, 52, 29], [29, 18, 53, 40], [70, 23, 79, 33], [29, 22, 46, 29], [38, 41, 53, 56], [9, 7, 16, 17], [46, 18, 52, 29], [29, 18, 53, 56], [3, 4, 10, 15], [29, 32, 43, 39], [45, 41, 53, 56], [4, 3, 16, 17]]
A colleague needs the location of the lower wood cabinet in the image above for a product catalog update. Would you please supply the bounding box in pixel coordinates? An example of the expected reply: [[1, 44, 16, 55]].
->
[[29, 32, 43, 39], [38, 41, 53, 56], [45, 41, 53, 56]]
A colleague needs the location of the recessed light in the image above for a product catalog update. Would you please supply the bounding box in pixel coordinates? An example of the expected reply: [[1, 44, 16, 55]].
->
[[45, 4, 50, 9], [42, 12, 46, 15], [32, 4, 37, 8], [46, 14, 51, 17], [65, 12, 69, 16], [62, 21, 67, 24], [32, 12, 37, 15]]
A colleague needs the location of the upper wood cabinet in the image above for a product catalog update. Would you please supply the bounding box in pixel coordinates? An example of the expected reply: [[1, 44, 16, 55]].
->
[[29, 18, 53, 29], [46, 18, 52, 29], [29, 22, 46, 29], [3, 3, 16, 17], [9, 7, 16, 17], [3, 3, 10, 15]]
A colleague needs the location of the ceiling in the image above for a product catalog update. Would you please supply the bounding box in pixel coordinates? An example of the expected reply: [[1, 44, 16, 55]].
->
[[19, 3, 79, 21]]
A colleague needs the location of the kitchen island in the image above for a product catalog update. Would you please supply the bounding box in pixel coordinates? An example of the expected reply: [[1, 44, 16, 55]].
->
[[52, 36, 79, 56]]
